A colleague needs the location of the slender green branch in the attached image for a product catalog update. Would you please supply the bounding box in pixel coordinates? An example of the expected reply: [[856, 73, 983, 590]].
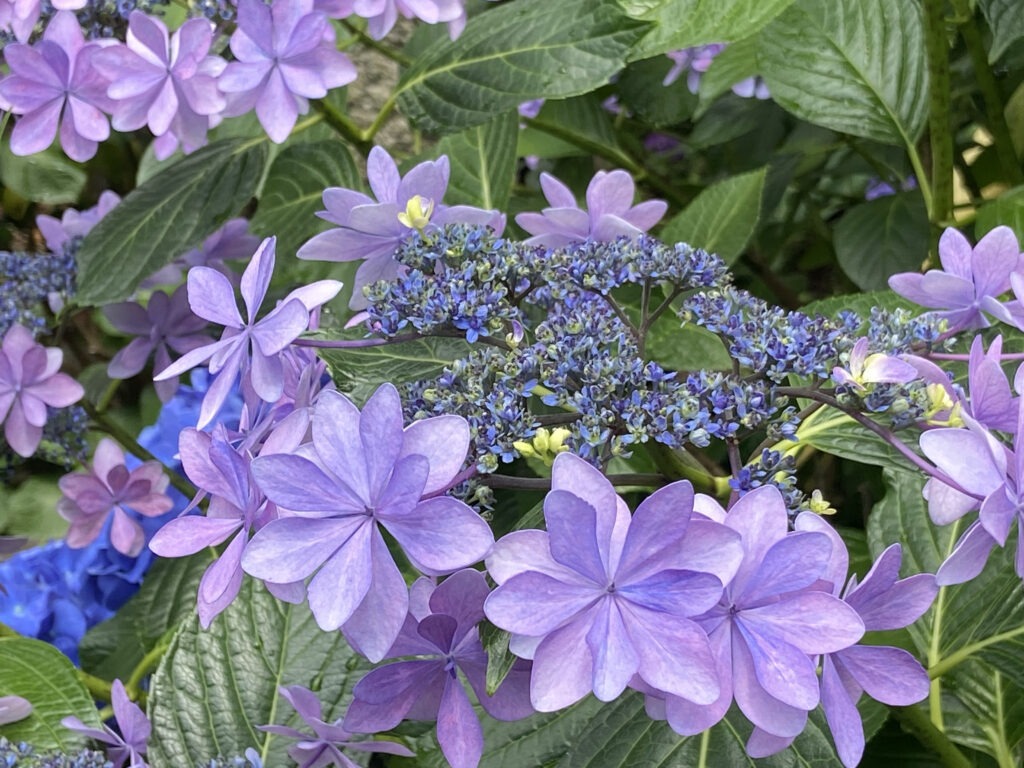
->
[[890, 705, 972, 768], [77, 670, 113, 703], [341, 20, 413, 66], [82, 401, 197, 500], [929, 624, 1024, 679], [364, 94, 400, 143], [311, 99, 373, 155], [952, 0, 1024, 185], [126, 637, 172, 697], [922, 0, 954, 229], [647, 442, 731, 498], [907, 144, 935, 225], [480, 473, 667, 491]]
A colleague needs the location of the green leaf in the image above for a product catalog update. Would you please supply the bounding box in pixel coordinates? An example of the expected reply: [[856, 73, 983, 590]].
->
[[834, 193, 929, 290], [76, 137, 270, 305], [868, 470, 1024, 762], [979, 0, 1024, 63], [414, 692, 857, 767], [0, 478, 66, 542], [616, 58, 697, 127], [480, 622, 517, 697], [396, 0, 646, 134], [630, 0, 797, 60], [795, 411, 922, 472], [78, 553, 208, 682], [696, 35, 761, 117], [317, 336, 471, 405], [648, 322, 732, 371], [147, 579, 369, 767], [0, 145, 87, 205], [976, 185, 1024, 244], [800, 287, 916, 321], [758, 0, 929, 145], [659, 168, 767, 264], [437, 112, 519, 211], [0, 638, 102, 751], [250, 140, 360, 261]]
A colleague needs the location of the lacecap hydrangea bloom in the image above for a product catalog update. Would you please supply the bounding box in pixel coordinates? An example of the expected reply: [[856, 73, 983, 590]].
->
[[243, 383, 494, 661], [0, 323, 84, 457], [485, 452, 744, 711], [63, 680, 150, 768], [298, 145, 506, 308]]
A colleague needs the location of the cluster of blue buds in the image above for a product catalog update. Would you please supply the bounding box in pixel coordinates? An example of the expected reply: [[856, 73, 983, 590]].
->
[[0, 738, 111, 767], [0, 250, 75, 339]]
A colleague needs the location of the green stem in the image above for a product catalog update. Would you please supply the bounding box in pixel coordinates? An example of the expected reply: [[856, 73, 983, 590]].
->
[[927, 517, 961, 731], [922, 0, 954, 229], [952, 0, 1024, 185], [697, 727, 710, 768], [77, 670, 113, 703], [310, 100, 373, 155], [341, 20, 413, 66], [929, 623, 1024, 679], [890, 705, 972, 768], [126, 637, 172, 696], [647, 442, 730, 498], [82, 401, 196, 500]]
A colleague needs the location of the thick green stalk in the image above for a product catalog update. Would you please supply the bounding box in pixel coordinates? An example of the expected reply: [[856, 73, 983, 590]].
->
[[952, 0, 1024, 185], [922, 0, 955, 230], [890, 706, 972, 768]]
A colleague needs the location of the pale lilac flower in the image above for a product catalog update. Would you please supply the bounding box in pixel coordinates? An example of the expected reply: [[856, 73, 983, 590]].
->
[[218, 0, 357, 143], [297, 146, 506, 309], [864, 175, 918, 201], [0, 11, 113, 162], [343, 0, 466, 40], [58, 438, 174, 557], [795, 515, 936, 766], [243, 384, 494, 662], [889, 226, 1024, 331], [36, 190, 121, 255], [517, 99, 544, 120], [260, 685, 413, 768], [143, 218, 260, 287], [485, 452, 744, 712], [345, 570, 533, 768], [0, 323, 84, 457], [63, 679, 150, 768], [919, 406, 1024, 585], [0, 0, 40, 43], [104, 284, 211, 403], [92, 12, 227, 160], [831, 337, 918, 390], [149, 428, 276, 627], [515, 170, 668, 249], [663, 44, 769, 99], [153, 236, 343, 429], [652, 487, 864, 749], [963, 334, 1018, 432], [0, 695, 32, 725]]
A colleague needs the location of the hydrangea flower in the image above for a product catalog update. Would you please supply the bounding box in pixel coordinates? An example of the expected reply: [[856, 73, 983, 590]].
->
[[143, 218, 260, 288], [149, 428, 281, 627], [649, 486, 864, 751], [0, 0, 41, 42], [0, 11, 113, 161], [154, 236, 343, 429], [218, 0, 357, 143], [58, 438, 175, 557], [962, 334, 1018, 432], [297, 146, 506, 308], [92, 12, 227, 160], [345, 570, 533, 768], [36, 191, 121, 255], [63, 680, 150, 768], [831, 337, 918, 390], [0, 695, 32, 725], [243, 384, 494, 661], [0, 323, 84, 457], [794, 515, 936, 766], [259, 686, 413, 768], [514, 170, 668, 248], [889, 226, 1024, 332], [919, 404, 1024, 585], [104, 284, 211, 402], [485, 452, 744, 712], [340, 0, 467, 40]]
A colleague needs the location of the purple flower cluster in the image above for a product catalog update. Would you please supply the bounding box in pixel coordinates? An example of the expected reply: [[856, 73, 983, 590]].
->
[[0, 0, 476, 157]]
